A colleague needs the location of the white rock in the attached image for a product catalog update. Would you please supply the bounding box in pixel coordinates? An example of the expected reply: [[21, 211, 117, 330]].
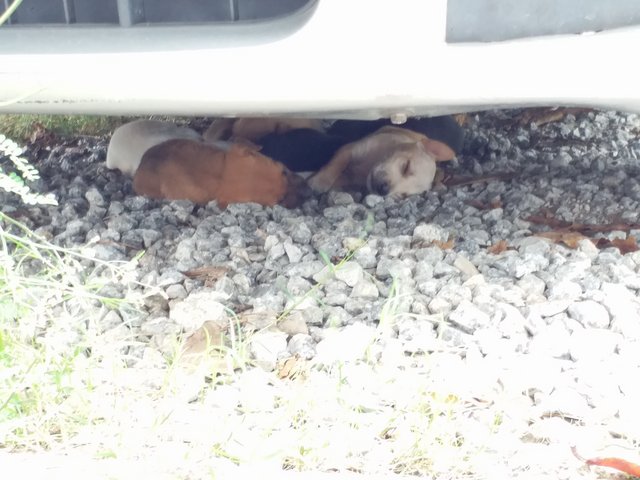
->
[[527, 322, 571, 358], [397, 318, 437, 354], [249, 330, 288, 371], [538, 387, 591, 419], [547, 280, 582, 301], [569, 328, 620, 362], [567, 300, 610, 328], [449, 300, 491, 333], [413, 223, 449, 244], [169, 291, 228, 332], [453, 254, 479, 278], [529, 300, 571, 318], [350, 279, 379, 299], [334, 261, 364, 287], [314, 323, 377, 365], [278, 314, 309, 336], [283, 242, 303, 263]]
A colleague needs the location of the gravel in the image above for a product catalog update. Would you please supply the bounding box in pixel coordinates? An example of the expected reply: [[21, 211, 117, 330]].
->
[[5, 109, 640, 478]]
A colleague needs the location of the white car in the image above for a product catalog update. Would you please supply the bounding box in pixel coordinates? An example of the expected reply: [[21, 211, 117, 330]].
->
[[1, 0, 640, 119]]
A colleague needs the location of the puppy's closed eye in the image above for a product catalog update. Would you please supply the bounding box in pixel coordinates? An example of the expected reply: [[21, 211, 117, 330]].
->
[[401, 159, 411, 176]]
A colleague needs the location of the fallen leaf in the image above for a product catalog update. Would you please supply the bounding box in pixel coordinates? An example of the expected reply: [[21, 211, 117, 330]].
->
[[182, 265, 229, 286], [517, 107, 593, 127], [182, 321, 224, 356], [433, 237, 455, 250], [572, 446, 640, 477], [488, 240, 509, 254], [276, 354, 307, 380], [595, 236, 639, 254], [536, 231, 588, 249]]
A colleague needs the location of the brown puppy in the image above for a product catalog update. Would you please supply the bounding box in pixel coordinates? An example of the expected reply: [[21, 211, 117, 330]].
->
[[203, 117, 325, 143], [133, 139, 301, 209], [307, 126, 455, 198]]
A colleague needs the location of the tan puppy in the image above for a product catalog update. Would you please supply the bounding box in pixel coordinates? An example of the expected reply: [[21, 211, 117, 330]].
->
[[307, 126, 455, 198], [133, 139, 302, 209], [203, 117, 325, 143], [106, 119, 202, 176]]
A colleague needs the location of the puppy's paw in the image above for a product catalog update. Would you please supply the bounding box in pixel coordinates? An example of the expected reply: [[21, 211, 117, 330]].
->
[[307, 174, 332, 193]]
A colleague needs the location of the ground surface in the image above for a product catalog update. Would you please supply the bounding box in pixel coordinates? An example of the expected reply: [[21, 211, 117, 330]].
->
[[1, 109, 639, 479]]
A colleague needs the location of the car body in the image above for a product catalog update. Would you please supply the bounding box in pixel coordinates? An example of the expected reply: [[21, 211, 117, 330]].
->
[[1, 0, 640, 119]]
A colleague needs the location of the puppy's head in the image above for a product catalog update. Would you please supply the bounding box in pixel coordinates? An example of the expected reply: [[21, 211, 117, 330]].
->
[[367, 138, 455, 197]]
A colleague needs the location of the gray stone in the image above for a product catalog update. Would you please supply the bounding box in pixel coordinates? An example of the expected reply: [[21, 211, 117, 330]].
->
[[453, 255, 479, 278], [283, 242, 303, 263], [538, 387, 591, 419], [569, 328, 621, 362], [547, 280, 582, 300], [278, 312, 309, 336], [175, 238, 197, 263], [449, 300, 491, 333], [324, 306, 351, 328], [514, 237, 551, 256], [215, 276, 235, 297], [249, 330, 288, 371], [285, 261, 325, 279], [84, 187, 105, 207], [397, 318, 437, 354], [414, 247, 445, 264], [529, 299, 571, 318], [376, 258, 412, 279], [141, 316, 180, 336], [287, 333, 316, 359], [327, 191, 354, 205], [170, 291, 228, 332], [527, 321, 571, 358], [353, 246, 378, 269], [413, 223, 449, 244], [138, 229, 162, 248], [351, 279, 379, 299], [325, 292, 348, 306], [363, 194, 384, 208], [99, 309, 122, 332], [437, 324, 473, 347], [428, 297, 451, 315], [314, 323, 377, 365], [294, 306, 325, 326], [334, 261, 364, 287], [567, 300, 610, 328], [291, 222, 312, 245], [165, 283, 188, 300]]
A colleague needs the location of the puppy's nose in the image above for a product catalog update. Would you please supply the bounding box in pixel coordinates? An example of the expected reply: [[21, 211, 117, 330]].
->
[[372, 179, 390, 196]]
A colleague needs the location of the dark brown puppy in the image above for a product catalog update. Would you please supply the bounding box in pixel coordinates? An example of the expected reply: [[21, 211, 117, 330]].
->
[[133, 139, 301, 209]]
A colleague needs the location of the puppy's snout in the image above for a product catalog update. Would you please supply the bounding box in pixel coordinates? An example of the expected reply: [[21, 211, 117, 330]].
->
[[371, 178, 390, 196]]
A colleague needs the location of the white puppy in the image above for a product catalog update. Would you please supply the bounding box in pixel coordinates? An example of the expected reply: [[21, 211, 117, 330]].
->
[[106, 119, 202, 176]]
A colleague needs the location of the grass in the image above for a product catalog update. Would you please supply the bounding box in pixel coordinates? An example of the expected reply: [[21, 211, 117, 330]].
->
[[0, 115, 131, 141]]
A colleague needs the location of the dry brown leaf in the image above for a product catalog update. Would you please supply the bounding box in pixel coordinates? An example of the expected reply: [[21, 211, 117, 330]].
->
[[488, 240, 509, 254], [182, 265, 229, 287], [276, 354, 307, 381], [595, 236, 639, 254], [536, 231, 587, 249], [571, 446, 640, 477], [181, 321, 224, 356], [517, 107, 593, 127], [433, 237, 455, 250]]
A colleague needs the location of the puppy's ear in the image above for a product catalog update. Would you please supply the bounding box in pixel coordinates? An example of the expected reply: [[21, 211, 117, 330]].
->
[[203, 118, 234, 142], [420, 138, 456, 162]]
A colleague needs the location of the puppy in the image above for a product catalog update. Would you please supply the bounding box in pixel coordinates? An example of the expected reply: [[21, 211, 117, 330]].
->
[[133, 139, 302, 209], [258, 128, 347, 172], [307, 126, 455, 198], [327, 115, 464, 156], [106, 119, 202, 176], [203, 117, 325, 143]]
